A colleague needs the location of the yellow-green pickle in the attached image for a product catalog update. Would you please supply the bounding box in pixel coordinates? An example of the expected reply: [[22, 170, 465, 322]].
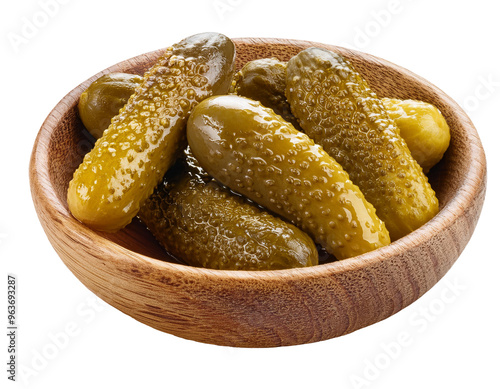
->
[[78, 73, 143, 139], [139, 149, 319, 270], [382, 98, 450, 173], [68, 32, 236, 232], [230, 58, 301, 130], [286, 47, 439, 240], [187, 95, 390, 260]]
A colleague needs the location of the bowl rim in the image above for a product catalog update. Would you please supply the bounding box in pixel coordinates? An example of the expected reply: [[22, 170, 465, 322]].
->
[[30, 37, 487, 284]]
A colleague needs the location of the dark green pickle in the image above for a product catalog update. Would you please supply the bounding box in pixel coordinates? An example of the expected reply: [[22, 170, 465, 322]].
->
[[230, 58, 301, 130], [286, 48, 439, 241], [68, 32, 236, 232], [139, 149, 319, 270], [78, 73, 143, 139], [187, 95, 390, 260]]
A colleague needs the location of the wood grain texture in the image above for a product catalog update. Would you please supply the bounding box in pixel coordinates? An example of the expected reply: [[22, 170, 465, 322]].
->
[[29, 38, 486, 347]]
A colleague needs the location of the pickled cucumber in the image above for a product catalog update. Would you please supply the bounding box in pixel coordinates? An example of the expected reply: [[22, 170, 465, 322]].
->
[[187, 95, 390, 260], [382, 98, 450, 173], [286, 48, 439, 241], [139, 148, 319, 270], [78, 73, 143, 139], [230, 58, 301, 130], [67, 32, 236, 232]]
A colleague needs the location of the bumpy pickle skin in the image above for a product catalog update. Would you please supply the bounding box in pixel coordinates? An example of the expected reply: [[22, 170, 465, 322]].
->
[[78, 73, 143, 139], [139, 149, 319, 270], [187, 95, 390, 260], [382, 98, 450, 173], [67, 32, 236, 232], [230, 58, 301, 130], [286, 47, 439, 241]]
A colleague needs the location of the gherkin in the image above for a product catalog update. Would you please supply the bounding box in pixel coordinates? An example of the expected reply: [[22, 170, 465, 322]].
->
[[382, 98, 450, 173], [139, 149, 319, 270], [286, 47, 439, 241], [78, 73, 143, 140], [67, 32, 235, 232], [230, 57, 301, 130], [187, 95, 390, 260]]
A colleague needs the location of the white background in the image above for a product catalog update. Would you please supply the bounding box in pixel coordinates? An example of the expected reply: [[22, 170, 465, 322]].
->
[[1, 0, 499, 388]]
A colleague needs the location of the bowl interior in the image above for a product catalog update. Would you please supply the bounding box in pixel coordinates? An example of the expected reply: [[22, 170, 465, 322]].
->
[[41, 38, 477, 266]]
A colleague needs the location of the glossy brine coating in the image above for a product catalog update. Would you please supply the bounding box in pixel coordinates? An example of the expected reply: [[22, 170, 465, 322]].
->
[[187, 95, 390, 260], [230, 58, 301, 130], [286, 48, 439, 241], [382, 98, 450, 173], [140, 149, 318, 270], [67, 33, 236, 232], [78, 73, 143, 139]]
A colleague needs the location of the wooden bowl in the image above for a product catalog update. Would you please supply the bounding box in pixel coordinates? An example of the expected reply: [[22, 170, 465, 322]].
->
[[29, 38, 486, 347]]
